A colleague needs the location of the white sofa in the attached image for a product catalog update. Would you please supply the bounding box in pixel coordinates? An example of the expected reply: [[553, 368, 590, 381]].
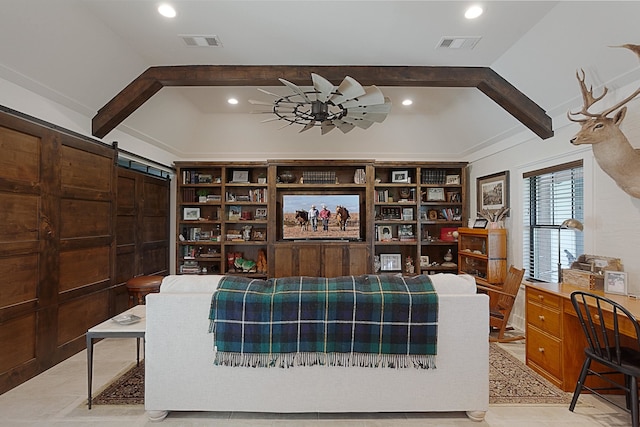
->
[[145, 274, 489, 422]]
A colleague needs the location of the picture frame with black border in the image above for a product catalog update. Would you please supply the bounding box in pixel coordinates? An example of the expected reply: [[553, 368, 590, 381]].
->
[[391, 170, 409, 183], [380, 253, 401, 271], [477, 171, 510, 216], [473, 218, 488, 229], [604, 271, 627, 295], [183, 207, 200, 220]]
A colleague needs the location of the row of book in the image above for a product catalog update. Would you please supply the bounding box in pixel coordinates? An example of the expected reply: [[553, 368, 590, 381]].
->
[[421, 169, 448, 185], [301, 171, 336, 184], [182, 170, 219, 184]]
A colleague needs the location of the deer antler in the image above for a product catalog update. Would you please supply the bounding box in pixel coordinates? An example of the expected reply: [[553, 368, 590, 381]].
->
[[568, 67, 640, 122], [567, 69, 608, 122]]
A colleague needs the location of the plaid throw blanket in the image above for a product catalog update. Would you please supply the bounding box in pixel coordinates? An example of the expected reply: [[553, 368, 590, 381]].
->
[[208, 274, 438, 369]]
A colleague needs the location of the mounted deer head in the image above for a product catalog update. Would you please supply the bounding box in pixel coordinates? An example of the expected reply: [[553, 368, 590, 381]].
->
[[568, 44, 640, 198]]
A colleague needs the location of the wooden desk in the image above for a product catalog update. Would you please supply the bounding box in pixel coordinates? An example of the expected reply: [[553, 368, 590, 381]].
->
[[524, 281, 640, 391]]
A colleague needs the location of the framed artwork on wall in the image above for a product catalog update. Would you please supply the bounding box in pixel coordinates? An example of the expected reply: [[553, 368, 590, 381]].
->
[[477, 171, 510, 216]]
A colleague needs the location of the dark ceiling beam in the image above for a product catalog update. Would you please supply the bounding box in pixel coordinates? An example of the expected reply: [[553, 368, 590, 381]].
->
[[92, 65, 553, 140]]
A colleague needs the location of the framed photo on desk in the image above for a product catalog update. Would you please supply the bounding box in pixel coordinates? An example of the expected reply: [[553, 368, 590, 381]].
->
[[604, 271, 627, 295]]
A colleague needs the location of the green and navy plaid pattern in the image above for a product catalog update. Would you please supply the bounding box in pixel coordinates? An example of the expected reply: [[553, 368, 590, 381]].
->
[[209, 274, 438, 368]]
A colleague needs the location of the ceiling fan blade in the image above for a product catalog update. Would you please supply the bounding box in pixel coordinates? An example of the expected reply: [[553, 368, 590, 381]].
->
[[299, 121, 316, 133], [321, 120, 336, 135], [249, 99, 276, 106], [279, 78, 311, 102], [329, 76, 366, 105], [260, 117, 282, 123], [333, 119, 356, 134], [340, 85, 385, 108], [311, 73, 334, 103], [345, 111, 388, 123], [257, 88, 283, 97], [348, 98, 392, 114], [341, 116, 375, 129]]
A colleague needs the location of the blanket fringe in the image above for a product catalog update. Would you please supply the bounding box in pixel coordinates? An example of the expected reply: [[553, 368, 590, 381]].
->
[[213, 351, 436, 370]]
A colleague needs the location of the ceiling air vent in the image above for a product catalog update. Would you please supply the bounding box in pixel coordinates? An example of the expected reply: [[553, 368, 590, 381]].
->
[[180, 35, 222, 47], [437, 36, 481, 50]]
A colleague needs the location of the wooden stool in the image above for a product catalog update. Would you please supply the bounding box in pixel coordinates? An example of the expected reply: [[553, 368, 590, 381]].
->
[[126, 275, 163, 307]]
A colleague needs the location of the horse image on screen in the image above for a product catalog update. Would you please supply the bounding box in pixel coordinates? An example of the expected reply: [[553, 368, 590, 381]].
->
[[282, 194, 361, 240]]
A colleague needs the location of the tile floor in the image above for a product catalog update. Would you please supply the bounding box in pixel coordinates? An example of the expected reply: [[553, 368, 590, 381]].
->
[[0, 338, 632, 426]]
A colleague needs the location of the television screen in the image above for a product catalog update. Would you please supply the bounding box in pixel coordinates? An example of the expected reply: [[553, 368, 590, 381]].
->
[[282, 194, 361, 240]]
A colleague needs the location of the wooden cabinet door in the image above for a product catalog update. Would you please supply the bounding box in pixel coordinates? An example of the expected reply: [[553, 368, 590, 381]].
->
[[274, 243, 368, 278]]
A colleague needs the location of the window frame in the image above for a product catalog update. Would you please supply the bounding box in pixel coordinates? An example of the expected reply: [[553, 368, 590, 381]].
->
[[523, 160, 584, 282]]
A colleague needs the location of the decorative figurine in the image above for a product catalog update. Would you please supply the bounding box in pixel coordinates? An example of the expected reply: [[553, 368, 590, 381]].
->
[[242, 225, 252, 241], [405, 256, 415, 274]]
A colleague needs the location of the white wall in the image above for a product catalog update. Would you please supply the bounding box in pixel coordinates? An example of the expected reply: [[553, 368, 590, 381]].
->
[[467, 80, 640, 331]]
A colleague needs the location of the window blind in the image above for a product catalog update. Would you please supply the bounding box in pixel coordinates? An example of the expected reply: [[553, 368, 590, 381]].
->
[[522, 161, 584, 282]]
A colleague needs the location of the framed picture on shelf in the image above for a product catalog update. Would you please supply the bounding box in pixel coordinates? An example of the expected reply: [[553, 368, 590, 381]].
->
[[231, 170, 249, 183], [380, 254, 402, 271], [228, 205, 242, 220], [391, 170, 409, 183], [255, 207, 267, 219], [402, 207, 414, 220], [197, 174, 213, 184], [473, 218, 488, 229], [420, 256, 430, 268], [252, 229, 266, 241], [183, 207, 200, 220], [604, 271, 627, 295], [445, 175, 460, 185], [446, 191, 461, 203], [426, 187, 446, 201], [477, 171, 510, 216], [377, 225, 393, 241]]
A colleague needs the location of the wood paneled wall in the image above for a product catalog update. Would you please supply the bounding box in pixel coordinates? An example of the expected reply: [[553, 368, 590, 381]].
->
[[0, 109, 170, 394]]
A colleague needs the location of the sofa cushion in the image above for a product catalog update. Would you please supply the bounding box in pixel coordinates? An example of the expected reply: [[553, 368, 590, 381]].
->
[[429, 273, 476, 295], [160, 275, 225, 293]]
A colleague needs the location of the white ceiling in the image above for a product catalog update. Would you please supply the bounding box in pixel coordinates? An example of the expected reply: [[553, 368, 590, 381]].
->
[[0, 1, 639, 159]]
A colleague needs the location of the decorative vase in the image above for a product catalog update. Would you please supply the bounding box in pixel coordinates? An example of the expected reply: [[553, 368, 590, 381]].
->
[[279, 171, 296, 183], [444, 249, 453, 262]]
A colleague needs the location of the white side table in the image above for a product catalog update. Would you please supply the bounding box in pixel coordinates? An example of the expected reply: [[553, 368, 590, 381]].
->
[[86, 305, 146, 409]]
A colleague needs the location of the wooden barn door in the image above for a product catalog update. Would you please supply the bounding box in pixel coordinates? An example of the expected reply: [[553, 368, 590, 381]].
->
[[0, 109, 116, 394]]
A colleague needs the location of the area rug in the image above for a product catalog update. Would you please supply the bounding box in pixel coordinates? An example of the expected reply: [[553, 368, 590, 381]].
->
[[489, 343, 573, 404], [92, 345, 574, 406], [92, 361, 144, 405]]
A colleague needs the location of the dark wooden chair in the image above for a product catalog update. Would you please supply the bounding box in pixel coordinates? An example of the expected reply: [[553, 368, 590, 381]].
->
[[569, 291, 640, 427], [476, 265, 525, 342]]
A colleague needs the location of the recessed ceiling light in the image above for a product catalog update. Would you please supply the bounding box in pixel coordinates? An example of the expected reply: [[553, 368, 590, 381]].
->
[[402, 99, 413, 106], [228, 98, 239, 105], [465, 5, 483, 19], [158, 4, 176, 18]]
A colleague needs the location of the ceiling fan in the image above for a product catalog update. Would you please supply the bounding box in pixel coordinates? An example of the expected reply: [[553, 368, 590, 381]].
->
[[249, 73, 392, 135]]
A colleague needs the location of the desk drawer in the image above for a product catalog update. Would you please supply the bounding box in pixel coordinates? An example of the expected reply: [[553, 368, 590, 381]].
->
[[527, 288, 561, 309], [526, 326, 562, 381], [527, 301, 561, 336]]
